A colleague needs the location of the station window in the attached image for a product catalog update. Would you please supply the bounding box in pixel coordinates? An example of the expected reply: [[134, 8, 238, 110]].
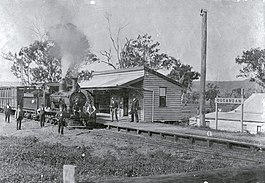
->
[[159, 87, 167, 107]]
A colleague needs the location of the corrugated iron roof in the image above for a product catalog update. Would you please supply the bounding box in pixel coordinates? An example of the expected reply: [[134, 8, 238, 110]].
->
[[79, 67, 144, 89]]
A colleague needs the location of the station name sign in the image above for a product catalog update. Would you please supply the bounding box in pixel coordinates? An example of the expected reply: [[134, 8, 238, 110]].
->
[[215, 98, 244, 104]]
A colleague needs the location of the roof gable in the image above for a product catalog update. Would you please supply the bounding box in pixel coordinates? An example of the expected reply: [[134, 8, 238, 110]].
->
[[144, 67, 182, 88]]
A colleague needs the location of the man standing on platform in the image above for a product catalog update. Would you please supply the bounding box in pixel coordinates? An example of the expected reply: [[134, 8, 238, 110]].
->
[[110, 97, 119, 122], [4, 103, 11, 123], [130, 95, 139, 123]]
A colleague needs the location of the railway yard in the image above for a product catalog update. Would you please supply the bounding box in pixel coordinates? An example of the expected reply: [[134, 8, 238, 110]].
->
[[1, 113, 265, 182]]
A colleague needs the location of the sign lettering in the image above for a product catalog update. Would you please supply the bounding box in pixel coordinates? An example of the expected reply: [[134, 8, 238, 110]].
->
[[215, 98, 244, 104]]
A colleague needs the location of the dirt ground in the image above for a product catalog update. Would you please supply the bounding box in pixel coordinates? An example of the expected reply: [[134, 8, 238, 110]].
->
[[0, 113, 172, 157], [1, 113, 264, 182]]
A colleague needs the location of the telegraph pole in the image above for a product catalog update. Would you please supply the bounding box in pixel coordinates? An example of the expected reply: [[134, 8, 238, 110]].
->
[[199, 9, 207, 127]]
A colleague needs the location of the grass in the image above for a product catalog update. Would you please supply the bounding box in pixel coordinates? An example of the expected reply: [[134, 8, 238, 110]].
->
[[0, 136, 255, 183]]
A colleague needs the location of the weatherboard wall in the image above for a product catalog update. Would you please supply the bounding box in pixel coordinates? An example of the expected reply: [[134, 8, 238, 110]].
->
[[143, 69, 182, 122]]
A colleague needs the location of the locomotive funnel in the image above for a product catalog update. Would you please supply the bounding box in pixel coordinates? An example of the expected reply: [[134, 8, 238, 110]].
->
[[59, 78, 67, 92], [72, 77, 78, 92]]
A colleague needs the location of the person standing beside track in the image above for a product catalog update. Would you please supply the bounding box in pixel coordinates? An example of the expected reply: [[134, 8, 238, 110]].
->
[[56, 106, 66, 135], [38, 104, 46, 128], [4, 103, 11, 123], [15, 105, 23, 130]]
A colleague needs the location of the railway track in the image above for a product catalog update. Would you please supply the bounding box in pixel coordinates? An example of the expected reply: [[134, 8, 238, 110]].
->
[[86, 128, 265, 165]]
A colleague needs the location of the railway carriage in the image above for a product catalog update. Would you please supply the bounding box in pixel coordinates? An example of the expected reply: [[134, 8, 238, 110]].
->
[[0, 86, 25, 114]]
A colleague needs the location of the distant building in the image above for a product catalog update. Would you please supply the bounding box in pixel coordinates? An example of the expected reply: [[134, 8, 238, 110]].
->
[[190, 93, 265, 134], [79, 66, 183, 122]]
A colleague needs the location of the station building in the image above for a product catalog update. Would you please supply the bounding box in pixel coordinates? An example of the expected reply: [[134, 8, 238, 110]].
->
[[79, 66, 183, 122]]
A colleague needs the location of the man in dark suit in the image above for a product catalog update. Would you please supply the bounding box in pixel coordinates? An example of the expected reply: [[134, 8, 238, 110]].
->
[[110, 97, 119, 122], [4, 103, 11, 123], [15, 105, 23, 130], [57, 106, 66, 135], [38, 104, 46, 127], [130, 95, 139, 122]]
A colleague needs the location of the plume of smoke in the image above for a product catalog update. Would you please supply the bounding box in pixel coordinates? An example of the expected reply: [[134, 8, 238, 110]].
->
[[48, 23, 91, 78]]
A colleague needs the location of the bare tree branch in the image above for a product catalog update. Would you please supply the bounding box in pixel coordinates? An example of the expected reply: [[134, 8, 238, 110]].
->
[[100, 49, 112, 62], [104, 12, 128, 68], [100, 49, 116, 69], [28, 15, 48, 41], [99, 60, 116, 70]]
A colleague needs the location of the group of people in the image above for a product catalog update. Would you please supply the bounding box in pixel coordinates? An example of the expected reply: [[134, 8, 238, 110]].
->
[[39, 103, 67, 135], [110, 95, 140, 123], [4, 103, 24, 130], [3, 102, 64, 134], [4, 95, 139, 133]]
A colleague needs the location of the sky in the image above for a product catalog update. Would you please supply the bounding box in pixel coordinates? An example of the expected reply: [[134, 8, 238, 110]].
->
[[0, 0, 264, 82]]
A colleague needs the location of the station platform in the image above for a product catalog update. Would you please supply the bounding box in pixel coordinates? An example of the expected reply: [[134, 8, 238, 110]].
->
[[95, 113, 265, 150]]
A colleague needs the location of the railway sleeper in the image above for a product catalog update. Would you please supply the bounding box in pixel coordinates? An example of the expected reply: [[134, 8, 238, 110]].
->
[[189, 137, 195, 144], [174, 135, 178, 142], [227, 142, 232, 149], [207, 139, 212, 147], [148, 131, 152, 137]]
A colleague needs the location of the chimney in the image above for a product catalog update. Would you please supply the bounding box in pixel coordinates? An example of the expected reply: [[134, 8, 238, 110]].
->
[[59, 78, 67, 92], [72, 77, 78, 92]]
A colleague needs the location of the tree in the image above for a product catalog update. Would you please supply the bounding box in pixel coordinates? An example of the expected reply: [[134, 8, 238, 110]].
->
[[205, 83, 220, 111], [120, 34, 199, 103], [101, 12, 128, 69], [120, 34, 175, 70], [186, 91, 200, 104], [3, 40, 62, 85], [167, 58, 200, 104], [3, 23, 96, 85], [101, 14, 199, 94], [236, 48, 265, 88]]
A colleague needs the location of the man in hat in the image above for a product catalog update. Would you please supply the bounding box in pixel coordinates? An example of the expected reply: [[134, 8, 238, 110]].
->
[[38, 104, 46, 127], [15, 105, 23, 130], [4, 103, 11, 123], [130, 95, 139, 122], [110, 97, 119, 122], [57, 106, 66, 135]]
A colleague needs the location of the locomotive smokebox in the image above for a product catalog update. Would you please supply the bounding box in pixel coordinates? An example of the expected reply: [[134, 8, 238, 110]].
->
[[59, 78, 67, 92]]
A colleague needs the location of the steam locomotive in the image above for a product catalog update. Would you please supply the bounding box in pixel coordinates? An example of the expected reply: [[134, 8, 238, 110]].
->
[[0, 78, 96, 128], [49, 78, 96, 127]]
